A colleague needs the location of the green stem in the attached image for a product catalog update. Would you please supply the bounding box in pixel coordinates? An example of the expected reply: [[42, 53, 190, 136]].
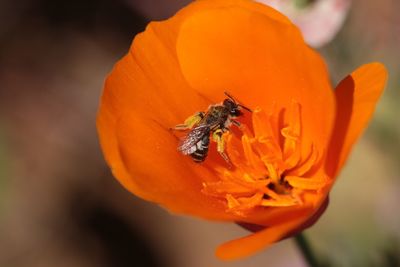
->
[[294, 233, 321, 267]]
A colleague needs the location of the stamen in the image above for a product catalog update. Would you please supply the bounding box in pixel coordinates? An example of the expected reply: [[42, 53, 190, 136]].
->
[[241, 135, 266, 176], [202, 104, 325, 214], [261, 196, 299, 207], [226, 192, 264, 214], [281, 101, 301, 165], [285, 175, 329, 191], [253, 108, 278, 141], [263, 161, 280, 184], [290, 144, 320, 176], [202, 181, 259, 196], [226, 194, 241, 209], [253, 109, 282, 160], [225, 134, 244, 167]]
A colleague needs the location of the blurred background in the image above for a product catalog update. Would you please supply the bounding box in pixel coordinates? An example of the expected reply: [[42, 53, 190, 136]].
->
[[0, 0, 399, 266]]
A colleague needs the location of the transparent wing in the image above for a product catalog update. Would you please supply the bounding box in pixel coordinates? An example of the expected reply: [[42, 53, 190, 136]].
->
[[178, 125, 210, 155]]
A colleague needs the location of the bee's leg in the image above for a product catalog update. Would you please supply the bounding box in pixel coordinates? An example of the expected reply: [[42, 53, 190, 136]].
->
[[173, 112, 205, 130], [222, 120, 241, 132], [231, 120, 241, 127], [212, 129, 230, 163]]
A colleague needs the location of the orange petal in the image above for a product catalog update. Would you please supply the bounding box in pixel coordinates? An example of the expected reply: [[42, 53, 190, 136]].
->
[[216, 209, 312, 260], [98, 1, 256, 220], [218, 192, 330, 260], [326, 63, 388, 177], [285, 196, 330, 238], [176, 2, 335, 165]]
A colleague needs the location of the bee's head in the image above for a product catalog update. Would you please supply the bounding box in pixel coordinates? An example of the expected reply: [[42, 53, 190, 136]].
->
[[223, 99, 243, 117], [223, 92, 252, 117]]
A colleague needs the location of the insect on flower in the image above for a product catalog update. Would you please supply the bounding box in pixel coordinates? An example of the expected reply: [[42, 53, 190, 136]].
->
[[173, 92, 251, 163]]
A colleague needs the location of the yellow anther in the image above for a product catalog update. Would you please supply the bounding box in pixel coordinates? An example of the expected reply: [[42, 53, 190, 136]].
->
[[282, 101, 302, 160], [242, 173, 255, 183], [291, 145, 320, 176], [263, 162, 279, 183], [242, 135, 265, 171], [226, 194, 240, 209], [261, 196, 299, 207], [285, 175, 329, 190]]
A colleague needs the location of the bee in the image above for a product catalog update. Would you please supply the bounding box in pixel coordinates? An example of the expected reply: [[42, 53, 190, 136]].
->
[[173, 92, 251, 163]]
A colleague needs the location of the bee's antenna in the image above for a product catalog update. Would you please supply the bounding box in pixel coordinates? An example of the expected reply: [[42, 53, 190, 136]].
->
[[224, 91, 236, 102], [239, 104, 252, 112], [224, 91, 252, 112]]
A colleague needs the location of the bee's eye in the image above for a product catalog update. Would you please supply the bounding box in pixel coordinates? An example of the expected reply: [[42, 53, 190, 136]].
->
[[231, 108, 242, 116], [223, 99, 232, 107]]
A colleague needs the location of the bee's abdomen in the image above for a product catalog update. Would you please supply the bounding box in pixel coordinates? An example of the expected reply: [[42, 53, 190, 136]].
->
[[190, 135, 210, 163]]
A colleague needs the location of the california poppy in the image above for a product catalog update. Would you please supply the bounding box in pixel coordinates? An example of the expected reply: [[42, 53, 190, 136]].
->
[[97, 0, 388, 260]]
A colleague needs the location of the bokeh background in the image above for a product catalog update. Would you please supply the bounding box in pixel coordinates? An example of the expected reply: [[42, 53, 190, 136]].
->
[[0, 0, 399, 266]]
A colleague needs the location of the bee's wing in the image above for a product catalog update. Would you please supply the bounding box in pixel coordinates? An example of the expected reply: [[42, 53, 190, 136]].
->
[[178, 125, 210, 155]]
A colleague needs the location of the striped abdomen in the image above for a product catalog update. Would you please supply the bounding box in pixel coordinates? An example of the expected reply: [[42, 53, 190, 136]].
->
[[190, 134, 210, 162]]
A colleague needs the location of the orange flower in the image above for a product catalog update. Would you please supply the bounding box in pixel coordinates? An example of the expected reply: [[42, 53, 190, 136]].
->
[[97, 0, 388, 260]]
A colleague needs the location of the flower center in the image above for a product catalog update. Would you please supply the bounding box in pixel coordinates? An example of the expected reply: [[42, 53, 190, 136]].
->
[[202, 101, 330, 215]]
